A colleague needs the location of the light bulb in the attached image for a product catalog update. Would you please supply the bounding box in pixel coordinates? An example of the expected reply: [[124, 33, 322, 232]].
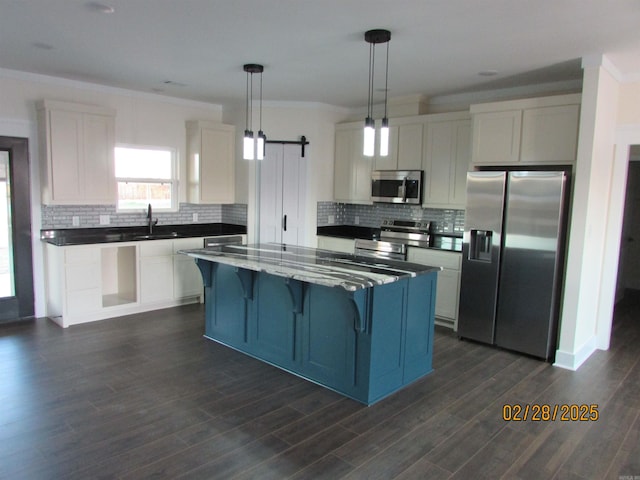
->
[[243, 130, 254, 160], [256, 131, 265, 160], [363, 117, 375, 157], [379, 118, 389, 157]]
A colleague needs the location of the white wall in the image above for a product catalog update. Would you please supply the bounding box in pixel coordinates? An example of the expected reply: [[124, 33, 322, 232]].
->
[[224, 102, 349, 246], [0, 69, 226, 317], [555, 57, 620, 370]]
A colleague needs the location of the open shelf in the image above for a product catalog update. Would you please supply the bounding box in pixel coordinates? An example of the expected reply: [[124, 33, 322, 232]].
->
[[101, 246, 137, 307]]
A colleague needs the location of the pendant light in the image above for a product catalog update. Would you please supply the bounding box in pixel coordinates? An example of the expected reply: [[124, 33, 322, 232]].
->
[[363, 29, 391, 157], [243, 63, 265, 160]]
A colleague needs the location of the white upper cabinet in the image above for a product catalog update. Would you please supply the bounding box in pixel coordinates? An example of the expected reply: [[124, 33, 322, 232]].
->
[[470, 94, 581, 166], [374, 121, 423, 171], [422, 113, 471, 208], [334, 122, 373, 203], [471, 110, 522, 165], [520, 104, 580, 164], [37, 100, 116, 205], [186, 120, 235, 204]]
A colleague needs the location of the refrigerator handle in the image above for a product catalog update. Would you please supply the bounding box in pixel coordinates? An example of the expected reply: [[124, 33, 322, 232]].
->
[[469, 229, 493, 262]]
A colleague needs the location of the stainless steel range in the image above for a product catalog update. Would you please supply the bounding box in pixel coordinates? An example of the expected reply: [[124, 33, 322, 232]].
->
[[354, 219, 431, 260]]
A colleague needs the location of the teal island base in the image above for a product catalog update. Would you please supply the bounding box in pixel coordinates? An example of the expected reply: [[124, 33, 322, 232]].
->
[[195, 261, 437, 405]]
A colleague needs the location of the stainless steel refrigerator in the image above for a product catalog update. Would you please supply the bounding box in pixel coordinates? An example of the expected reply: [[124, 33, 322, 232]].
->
[[458, 170, 568, 361]]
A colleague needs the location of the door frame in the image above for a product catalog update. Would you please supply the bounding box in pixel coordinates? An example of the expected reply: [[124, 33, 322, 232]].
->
[[0, 136, 34, 322], [597, 125, 640, 349]]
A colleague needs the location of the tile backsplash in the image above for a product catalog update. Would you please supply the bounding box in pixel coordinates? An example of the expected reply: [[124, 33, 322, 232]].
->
[[41, 203, 247, 229], [317, 201, 465, 234]]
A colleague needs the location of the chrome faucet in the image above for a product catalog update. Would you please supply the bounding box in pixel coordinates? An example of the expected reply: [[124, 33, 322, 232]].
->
[[147, 203, 158, 234]]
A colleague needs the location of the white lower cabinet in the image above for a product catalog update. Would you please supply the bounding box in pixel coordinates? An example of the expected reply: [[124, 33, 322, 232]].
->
[[407, 247, 462, 330], [44, 236, 224, 328], [317, 236, 355, 254], [139, 240, 174, 304], [173, 237, 206, 299]]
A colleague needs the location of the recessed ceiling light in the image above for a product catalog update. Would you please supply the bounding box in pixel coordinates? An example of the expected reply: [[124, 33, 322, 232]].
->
[[32, 42, 54, 50], [86, 2, 115, 14], [478, 69, 499, 77], [163, 80, 187, 87]]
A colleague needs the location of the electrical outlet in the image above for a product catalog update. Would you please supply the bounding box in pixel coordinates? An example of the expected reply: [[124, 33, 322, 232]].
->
[[192, 213, 198, 222], [72, 216, 80, 227], [328, 214, 335, 225], [99, 214, 110, 225]]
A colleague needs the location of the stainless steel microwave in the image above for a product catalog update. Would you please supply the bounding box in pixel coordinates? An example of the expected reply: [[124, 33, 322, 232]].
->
[[371, 170, 423, 204]]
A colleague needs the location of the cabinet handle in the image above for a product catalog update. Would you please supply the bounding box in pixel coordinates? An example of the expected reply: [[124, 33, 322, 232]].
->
[[283, 215, 287, 232]]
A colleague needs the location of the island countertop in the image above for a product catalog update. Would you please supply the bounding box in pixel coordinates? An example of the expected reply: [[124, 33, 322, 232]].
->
[[180, 243, 441, 291]]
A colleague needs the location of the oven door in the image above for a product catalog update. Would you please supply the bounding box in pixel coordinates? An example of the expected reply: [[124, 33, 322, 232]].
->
[[354, 239, 407, 261], [371, 170, 422, 204]]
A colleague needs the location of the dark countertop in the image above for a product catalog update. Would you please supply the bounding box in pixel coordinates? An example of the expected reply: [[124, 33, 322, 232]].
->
[[41, 223, 247, 246], [316, 225, 381, 241], [317, 225, 462, 253], [181, 243, 441, 292]]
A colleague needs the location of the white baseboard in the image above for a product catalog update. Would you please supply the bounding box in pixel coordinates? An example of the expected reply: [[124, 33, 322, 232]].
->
[[553, 337, 598, 370]]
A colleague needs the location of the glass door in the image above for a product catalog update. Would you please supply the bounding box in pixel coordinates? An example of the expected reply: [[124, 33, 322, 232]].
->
[[0, 152, 15, 298], [0, 137, 33, 322]]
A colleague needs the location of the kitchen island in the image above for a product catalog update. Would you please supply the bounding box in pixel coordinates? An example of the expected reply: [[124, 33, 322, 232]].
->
[[181, 243, 440, 405]]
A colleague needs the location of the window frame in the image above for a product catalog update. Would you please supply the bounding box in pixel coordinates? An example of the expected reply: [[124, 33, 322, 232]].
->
[[114, 144, 179, 213]]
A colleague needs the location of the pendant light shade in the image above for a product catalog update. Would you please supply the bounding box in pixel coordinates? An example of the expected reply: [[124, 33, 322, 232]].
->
[[363, 29, 391, 157], [379, 117, 389, 157], [363, 117, 375, 157], [243, 63, 265, 160]]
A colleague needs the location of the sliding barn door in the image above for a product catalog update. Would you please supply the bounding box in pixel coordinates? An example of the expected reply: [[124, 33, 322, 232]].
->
[[258, 143, 306, 245]]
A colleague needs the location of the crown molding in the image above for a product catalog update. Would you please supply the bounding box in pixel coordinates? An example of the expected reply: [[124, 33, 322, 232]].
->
[[0, 67, 224, 112]]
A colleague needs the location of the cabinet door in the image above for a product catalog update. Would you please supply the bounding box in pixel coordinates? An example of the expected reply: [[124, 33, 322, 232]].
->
[[140, 256, 173, 303], [472, 110, 522, 165], [373, 123, 423, 171], [434, 269, 460, 321], [64, 246, 101, 315], [173, 238, 204, 298], [300, 284, 357, 389], [49, 109, 83, 202], [200, 126, 235, 203], [83, 113, 115, 203], [449, 120, 471, 207], [373, 125, 399, 170], [140, 246, 173, 303], [423, 121, 454, 206], [520, 105, 579, 164], [396, 123, 424, 170], [174, 257, 203, 298], [334, 127, 372, 203], [334, 129, 355, 202]]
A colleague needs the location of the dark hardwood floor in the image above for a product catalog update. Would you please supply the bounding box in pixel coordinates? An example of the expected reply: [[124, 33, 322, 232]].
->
[[1, 295, 639, 479]]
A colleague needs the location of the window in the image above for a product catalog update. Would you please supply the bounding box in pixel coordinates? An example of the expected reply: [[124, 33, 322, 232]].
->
[[114, 145, 177, 211]]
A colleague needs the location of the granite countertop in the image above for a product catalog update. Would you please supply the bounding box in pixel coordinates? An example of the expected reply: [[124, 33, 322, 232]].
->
[[180, 243, 441, 292], [41, 223, 247, 246]]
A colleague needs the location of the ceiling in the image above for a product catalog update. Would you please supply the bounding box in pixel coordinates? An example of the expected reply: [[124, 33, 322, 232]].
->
[[1, 0, 640, 109]]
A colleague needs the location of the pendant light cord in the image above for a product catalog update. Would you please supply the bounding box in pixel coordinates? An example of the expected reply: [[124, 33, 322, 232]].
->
[[384, 41, 389, 118], [259, 71, 263, 132], [368, 42, 374, 118], [245, 71, 250, 131]]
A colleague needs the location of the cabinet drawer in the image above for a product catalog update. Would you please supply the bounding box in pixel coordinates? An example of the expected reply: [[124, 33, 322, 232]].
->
[[139, 240, 174, 257], [173, 237, 204, 254], [65, 247, 100, 264], [407, 248, 462, 271]]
